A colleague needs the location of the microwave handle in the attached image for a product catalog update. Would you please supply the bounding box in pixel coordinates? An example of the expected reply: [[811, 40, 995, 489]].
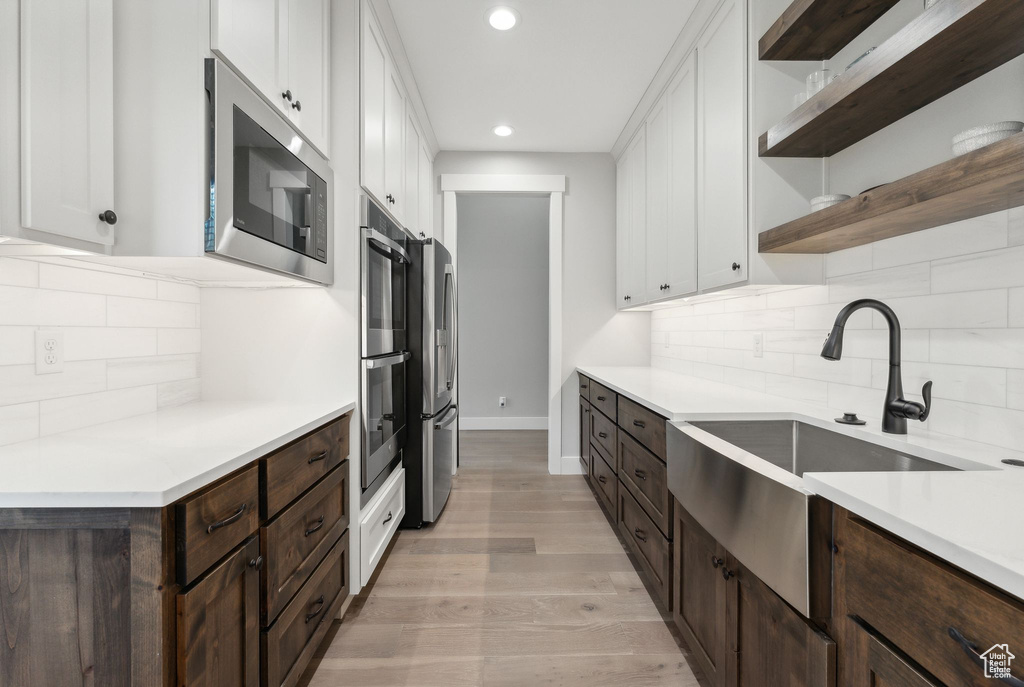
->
[[365, 228, 410, 265], [365, 351, 410, 369]]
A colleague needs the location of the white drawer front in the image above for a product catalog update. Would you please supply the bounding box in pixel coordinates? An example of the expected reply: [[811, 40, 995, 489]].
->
[[359, 467, 405, 585]]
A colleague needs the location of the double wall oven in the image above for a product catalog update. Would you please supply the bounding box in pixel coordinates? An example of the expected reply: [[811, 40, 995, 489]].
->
[[360, 196, 409, 505]]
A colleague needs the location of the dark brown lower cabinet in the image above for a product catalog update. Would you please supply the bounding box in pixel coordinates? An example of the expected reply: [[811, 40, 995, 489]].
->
[[579, 398, 592, 476], [177, 536, 261, 687], [859, 625, 940, 686]]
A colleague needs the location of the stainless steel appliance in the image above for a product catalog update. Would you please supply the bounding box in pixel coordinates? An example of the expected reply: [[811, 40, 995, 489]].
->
[[205, 58, 333, 285], [360, 196, 410, 505], [403, 238, 458, 527]]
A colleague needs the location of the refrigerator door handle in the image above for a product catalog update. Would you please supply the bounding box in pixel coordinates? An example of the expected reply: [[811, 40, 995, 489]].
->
[[443, 264, 458, 392], [434, 404, 459, 430]]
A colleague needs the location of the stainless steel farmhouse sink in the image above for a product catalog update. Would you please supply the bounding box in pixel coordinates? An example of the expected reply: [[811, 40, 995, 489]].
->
[[666, 416, 990, 619]]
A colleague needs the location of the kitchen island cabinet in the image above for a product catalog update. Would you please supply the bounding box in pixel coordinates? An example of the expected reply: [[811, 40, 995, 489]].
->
[[0, 409, 353, 687]]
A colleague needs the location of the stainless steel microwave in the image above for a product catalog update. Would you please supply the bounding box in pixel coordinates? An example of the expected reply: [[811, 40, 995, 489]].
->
[[204, 59, 333, 285]]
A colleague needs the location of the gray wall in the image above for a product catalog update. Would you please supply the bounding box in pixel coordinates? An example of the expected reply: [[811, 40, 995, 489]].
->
[[457, 194, 549, 425], [434, 152, 652, 459]]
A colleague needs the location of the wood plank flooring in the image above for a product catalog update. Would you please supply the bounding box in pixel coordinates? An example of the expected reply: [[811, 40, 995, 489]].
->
[[300, 430, 700, 687]]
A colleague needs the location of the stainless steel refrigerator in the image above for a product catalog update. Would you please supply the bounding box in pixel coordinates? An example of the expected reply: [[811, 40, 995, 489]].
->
[[403, 238, 458, 527]]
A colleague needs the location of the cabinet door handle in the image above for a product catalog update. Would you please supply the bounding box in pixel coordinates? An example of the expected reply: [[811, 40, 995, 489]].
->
[[710, 555, 723, 569], [248, 555, 263, 571], [206, 503, 247, 534], [292, 100, 301, 111], [632, 419, 646, 429], [948, 627, 1024, 686], [722, 568, 734, 580], [598, 432, 608, 439], [596, 395, 606, 401], [304, 515, 325, 537], [633, 527, 647, 543], [305, 595, 326, 624], [382, 510, 394, 525], [282, 89, 293, 102], [597, 475, 607, 484], [98, 210, 118, 225], [308, 450, 329, 464], [732, 262, 741, 271], [633, 469, 647, 481]]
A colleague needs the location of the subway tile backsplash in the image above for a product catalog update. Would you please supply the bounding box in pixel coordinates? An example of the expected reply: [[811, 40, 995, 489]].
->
[[0, 258, 200, 446], [651, 208, 1024, 452]]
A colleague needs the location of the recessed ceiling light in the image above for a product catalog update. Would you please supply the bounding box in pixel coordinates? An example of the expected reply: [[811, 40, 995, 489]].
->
[[492, 124, 514, 137], [486, 6, 519, 31]]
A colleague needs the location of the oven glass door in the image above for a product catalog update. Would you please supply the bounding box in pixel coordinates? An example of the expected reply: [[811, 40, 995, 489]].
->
[[362, 353, 407, 488], [363, 232, 408, 357], [232, 106, 329, 263]]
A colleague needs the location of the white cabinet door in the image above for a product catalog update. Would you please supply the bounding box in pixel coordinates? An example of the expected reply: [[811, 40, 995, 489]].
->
[[403, 113, 421, 234], [384, 67, 406, 223], [20, 0, 115, 246], [626, 130, 647, 306], [418, 143, 433, 239], [211, 0, 281, 109], [645, 95, 670, 303], [697, 0, 747, 291], [360, 7, 387, 206], [285, 0, 329, 154], [666, 52, 698, 299], [615, 151, 631, 309]]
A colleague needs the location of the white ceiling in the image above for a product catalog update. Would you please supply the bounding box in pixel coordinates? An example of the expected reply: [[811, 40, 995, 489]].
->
[[387, 0, 698, 153]]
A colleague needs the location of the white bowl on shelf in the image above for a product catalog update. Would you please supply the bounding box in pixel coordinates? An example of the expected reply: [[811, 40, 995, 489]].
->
[[811, 194, 850, 212], [951, 121, 1023, 156]]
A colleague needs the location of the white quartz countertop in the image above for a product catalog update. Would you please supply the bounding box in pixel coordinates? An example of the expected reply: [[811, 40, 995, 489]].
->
[[578, 365, 1024, 601], [0, 400, 355, 508]]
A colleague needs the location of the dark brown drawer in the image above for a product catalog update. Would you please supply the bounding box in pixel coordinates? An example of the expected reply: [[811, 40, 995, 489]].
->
[[618, 396, 666, 460], [590, 407, 616, 459], [579, 374, 591, 401], [618, 431, 671, 537], [589, 381, 617, 421], [590, 443, 617, 515], [262, 414, 350, 519], [262, 530, 349, 687], [837, 510, 1024, 687], [177, 464, 260, 586], [261, 461, 348, 626], [619, 487, 670, 608]]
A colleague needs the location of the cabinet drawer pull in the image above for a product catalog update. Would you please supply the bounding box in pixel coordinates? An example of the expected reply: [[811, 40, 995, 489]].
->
[[633, 469, 647, 481], [722, 568, 734, 580], [632, 419, 646, 429], [710, 555, 723, 569], [206, 503, 247, 534], [633, 527, 647, 543], [382, 510, 394, 525], [308, 450, 328, 464], [597, 475, 607, 485], [581, 384, 588, 389], [596, 395, 607, 401], [305, 595, 326, 624], [598, 432, 608, 439], [948, 627, 1024, 686], [248, 555, 263, 571], [304, 515, 325, 537]]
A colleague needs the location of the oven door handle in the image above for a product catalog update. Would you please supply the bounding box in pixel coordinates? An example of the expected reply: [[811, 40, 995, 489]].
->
[[366, 351, 410, 369], [365, 228, 410, 264], [434, 404, 459, 430]]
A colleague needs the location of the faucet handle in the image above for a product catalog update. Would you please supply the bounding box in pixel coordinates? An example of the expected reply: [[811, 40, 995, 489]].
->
[[918, 380, 932, 421], [902, 381, 932, 421]]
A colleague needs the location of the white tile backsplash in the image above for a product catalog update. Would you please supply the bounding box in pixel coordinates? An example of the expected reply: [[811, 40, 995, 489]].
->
[[650, 210, 1024, 452], [0, 258, 201, 446]]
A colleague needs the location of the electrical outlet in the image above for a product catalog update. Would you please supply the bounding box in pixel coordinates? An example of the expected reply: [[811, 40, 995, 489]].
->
[[35, 330, 64, 374], [499, 396, 507, 408], [753, 332, 764, 358]]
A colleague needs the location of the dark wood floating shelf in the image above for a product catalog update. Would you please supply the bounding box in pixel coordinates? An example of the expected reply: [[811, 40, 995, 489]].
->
[[759, 0, 1024, 158], [759, 0, 900, 60], [758, 133, 1024, 254]]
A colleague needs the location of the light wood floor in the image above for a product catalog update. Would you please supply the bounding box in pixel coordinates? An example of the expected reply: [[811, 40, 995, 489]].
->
[[300, 430, 700, 687]]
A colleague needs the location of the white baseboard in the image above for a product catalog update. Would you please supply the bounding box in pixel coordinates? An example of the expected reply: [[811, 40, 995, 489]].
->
[[460, 417, 548, 431], [558, 455, 585, 475]]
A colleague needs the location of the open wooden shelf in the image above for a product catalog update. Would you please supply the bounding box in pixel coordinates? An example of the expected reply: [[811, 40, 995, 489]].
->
[[759, 0, 899, 60], [759, 0, 1024, 158], [758, 133, 1024, 254]]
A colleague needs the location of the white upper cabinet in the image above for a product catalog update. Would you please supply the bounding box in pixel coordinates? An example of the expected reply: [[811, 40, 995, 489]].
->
[[418, 143, 433, 239], [403, 113, 425, 236], [384, 68, 406, 222], [20, 0, 116, 246], [616, 151, 631, 308], [616, 130, 647, 309], [665, 53, 698, 300], [696, 0, 747, 291], [212, 0, 330, 154], [645, 94, 670, 303], [283, 0, 330, 153], [360, 6, 387, 206]]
